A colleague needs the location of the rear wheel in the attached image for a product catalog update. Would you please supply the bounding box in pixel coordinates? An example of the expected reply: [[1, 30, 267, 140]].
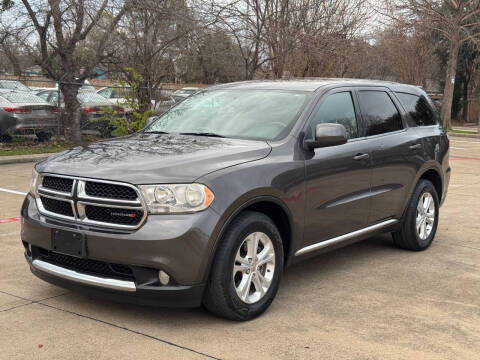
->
[[203, 211, 283, 321], [0, 133, 12, 143], [393, 179, 439, 251]]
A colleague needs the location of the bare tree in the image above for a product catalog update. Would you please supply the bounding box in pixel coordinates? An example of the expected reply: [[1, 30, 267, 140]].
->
[[9, 0, 129, 143], [385, 0, 480, 129]]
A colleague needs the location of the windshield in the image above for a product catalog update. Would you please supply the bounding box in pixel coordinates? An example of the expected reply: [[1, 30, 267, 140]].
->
[[146, 89, 310, 141], [0, 80, 30, 92]]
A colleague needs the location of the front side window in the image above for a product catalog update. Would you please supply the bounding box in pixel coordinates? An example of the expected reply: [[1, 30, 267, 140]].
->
[[358, 91, 403, 136], [146, 89, 311, 141], [310, 92, 358, 139], [395, 92, 437, 126]]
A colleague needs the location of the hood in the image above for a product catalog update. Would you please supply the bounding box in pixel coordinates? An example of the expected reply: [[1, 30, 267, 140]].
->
[[36, 133, 272, 183]]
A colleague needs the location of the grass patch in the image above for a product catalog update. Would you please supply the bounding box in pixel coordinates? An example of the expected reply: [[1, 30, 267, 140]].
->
[[0, 141, 72, 156], [450, 129, 477, 135]]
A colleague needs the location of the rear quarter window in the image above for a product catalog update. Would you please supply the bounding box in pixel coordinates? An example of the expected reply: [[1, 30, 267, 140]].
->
[[395, 92, 437, 126]]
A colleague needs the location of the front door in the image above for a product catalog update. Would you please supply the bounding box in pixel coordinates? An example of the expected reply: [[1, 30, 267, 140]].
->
[[303, 89, 372, 248]]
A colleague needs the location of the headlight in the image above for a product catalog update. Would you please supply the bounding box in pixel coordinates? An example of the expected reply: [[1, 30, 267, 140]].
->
[[139, 184, 214, 214], [30, 168, 42, 198]]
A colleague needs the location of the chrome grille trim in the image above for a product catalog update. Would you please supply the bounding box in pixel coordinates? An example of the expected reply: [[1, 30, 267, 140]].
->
[[36, 174, 147, 230]]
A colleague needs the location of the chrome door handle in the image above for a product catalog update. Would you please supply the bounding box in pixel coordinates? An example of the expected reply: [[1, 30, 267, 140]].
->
[[409, 143, 421, 150], [354, 153, 369, 160]]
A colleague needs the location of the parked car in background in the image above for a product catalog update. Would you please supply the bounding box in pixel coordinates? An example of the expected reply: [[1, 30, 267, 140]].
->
[[0, 89, 57, 142], [154, 94, 176, 114], [36, 90, 125, 137], [0, 80, 32, 92], [172, 87, 200, 102], [22, 79, 449, 320]]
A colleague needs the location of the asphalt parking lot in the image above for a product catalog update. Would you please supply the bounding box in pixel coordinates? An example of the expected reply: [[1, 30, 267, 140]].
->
[[0, 138, 479, 359]]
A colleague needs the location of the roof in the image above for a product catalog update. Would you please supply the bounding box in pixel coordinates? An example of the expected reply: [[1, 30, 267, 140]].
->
[[208, 78, 424, 94]]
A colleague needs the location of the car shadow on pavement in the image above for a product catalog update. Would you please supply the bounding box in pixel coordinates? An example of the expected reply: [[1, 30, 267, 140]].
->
[[43, 233, 401, 325]]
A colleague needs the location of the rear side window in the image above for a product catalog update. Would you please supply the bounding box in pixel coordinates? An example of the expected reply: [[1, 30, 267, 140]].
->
[[395, 92, 437, 126], [310, 92, 358, 139], [358, 91, 403, 136]]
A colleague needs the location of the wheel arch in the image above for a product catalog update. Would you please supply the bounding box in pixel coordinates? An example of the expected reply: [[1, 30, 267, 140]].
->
[[203, 196, 293, 283], [418, 167, 443, 201]]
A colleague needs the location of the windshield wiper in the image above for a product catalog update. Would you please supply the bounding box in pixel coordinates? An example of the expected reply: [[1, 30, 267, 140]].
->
[[145, 131, 170, 134], [179, 132, 226, 138]]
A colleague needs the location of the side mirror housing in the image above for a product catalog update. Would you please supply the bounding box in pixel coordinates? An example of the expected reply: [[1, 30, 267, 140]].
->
[[304, 123, 348, 149]]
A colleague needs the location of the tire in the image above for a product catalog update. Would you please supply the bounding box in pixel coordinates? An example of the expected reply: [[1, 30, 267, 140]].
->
[[0, 133, 12, 143], [393, 179, 439, 251], [36, 131, 52, 142], [203, 211, 284, 321]]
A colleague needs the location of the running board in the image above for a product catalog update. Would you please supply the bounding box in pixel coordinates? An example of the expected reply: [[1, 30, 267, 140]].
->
[[295, 219, 398, 257]]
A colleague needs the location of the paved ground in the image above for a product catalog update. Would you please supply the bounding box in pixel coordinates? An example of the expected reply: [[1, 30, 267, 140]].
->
[[0, 137, 479, 359]]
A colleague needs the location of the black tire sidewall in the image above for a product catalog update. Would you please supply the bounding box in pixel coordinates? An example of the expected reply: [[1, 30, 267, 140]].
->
[[406, 180, 439, 249], [219, 214, 284, 319]]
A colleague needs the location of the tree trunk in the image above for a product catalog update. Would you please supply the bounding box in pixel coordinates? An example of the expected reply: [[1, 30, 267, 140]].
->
[[2, 45, 22, 76], [440, 38, 460, 130], [461, 76, 469, 123], [60, 83, 82, 144]]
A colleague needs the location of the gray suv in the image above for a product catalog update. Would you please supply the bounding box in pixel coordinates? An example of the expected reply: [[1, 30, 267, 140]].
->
[[21, 79, 450, 320]]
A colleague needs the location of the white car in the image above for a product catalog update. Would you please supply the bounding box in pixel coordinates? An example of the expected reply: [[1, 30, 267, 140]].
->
[[172, 87, 200, 102]]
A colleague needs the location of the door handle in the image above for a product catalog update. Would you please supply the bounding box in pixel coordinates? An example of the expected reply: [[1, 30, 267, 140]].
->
[[354, 153, 370, 160], [409, 143, 422, 150]]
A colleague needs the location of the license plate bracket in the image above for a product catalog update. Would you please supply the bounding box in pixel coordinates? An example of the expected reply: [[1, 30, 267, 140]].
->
[[51, 229, 86, 257]]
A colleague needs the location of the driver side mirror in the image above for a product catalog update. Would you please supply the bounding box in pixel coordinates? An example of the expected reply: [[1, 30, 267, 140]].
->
[[304, 123, 347, 149]]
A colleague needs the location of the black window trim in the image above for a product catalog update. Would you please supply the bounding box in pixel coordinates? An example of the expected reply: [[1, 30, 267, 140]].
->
[[353, 86, 408, 139]]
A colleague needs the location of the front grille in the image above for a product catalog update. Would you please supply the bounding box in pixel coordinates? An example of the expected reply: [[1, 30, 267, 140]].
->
[[85, 205, 143, 225], [42, 176, 73, 193], [40, 196, 73, 217], [39, 249, 133, 279], [37, 175, 146, 229], [85, 181, 137, 200]]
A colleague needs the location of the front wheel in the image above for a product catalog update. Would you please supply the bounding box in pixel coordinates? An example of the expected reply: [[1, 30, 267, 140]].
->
[[393, 179, 439, 251], [203, 211, 284, 321]]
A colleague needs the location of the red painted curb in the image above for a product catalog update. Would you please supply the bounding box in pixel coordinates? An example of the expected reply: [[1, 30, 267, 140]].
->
[[0, 217, 21, 224]]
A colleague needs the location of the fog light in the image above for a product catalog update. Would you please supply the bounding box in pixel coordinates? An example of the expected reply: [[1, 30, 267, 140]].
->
[[158, 270, 170, 285]]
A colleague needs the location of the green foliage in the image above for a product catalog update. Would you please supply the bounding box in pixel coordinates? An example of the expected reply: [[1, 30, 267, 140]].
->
[[104, 68, 156, 136]]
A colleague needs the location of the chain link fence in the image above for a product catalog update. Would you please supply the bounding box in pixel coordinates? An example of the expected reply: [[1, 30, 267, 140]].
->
[[0, 76, 205, 143]]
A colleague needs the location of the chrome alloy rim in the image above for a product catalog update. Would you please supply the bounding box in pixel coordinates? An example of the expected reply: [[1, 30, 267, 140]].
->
[[416, 192, 435, 240], [233, 232, 276, 304]]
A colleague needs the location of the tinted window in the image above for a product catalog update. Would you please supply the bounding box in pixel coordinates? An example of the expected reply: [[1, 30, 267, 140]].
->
[[395, 92, 437, 126], [358, 91, 403, 136], [310, 92, 358, 139]]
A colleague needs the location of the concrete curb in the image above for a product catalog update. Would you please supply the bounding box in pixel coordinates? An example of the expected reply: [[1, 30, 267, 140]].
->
[[0, 153, 53, 165]]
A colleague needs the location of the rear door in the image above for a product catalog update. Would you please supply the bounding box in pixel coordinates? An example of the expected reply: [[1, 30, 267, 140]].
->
[[303, 88, 372, 246], [355, 88, 423, 224]]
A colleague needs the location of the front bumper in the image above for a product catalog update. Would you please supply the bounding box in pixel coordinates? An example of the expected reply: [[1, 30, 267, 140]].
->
[[21, 194, 220, 307]]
